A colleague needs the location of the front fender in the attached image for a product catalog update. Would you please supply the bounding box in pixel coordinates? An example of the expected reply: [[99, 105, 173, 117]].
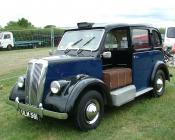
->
[[151, 61, 170, 84], [65, 76, 110, 113], [9, 84, 25, 102]]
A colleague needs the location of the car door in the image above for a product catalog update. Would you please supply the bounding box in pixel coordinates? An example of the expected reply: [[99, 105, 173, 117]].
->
[[102, 28, 129, 69], [132, 28, 154, 91], [3, 34, 11, 48]]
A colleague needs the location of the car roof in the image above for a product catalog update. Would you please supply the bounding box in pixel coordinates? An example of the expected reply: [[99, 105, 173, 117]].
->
[[0, 31, 12, 34], [93, 23, 151, 28], [66, 23, 153, 32]]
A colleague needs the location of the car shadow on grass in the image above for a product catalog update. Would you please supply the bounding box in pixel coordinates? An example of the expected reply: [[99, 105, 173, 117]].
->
[[104, 92, 151, 115], [17, 92, 152, 133]]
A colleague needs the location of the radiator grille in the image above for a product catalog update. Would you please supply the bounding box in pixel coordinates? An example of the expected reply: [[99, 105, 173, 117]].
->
[[25, 59, 48, 106]]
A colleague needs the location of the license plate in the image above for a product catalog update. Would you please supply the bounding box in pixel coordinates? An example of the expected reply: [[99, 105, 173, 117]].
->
[[19, 109, 39, 120]]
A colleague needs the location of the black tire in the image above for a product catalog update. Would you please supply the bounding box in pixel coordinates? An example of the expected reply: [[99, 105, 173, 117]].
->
[[7, 45, 12, 51], [152, 70, 165, 97], [74, 90, 104, 131]]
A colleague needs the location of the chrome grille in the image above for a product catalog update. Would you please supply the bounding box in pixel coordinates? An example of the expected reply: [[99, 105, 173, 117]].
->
[[25, 59, 48, 106]]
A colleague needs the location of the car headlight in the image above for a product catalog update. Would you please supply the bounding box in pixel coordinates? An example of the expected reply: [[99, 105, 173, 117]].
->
[[17, 76, 25, 88], [50, 81, 60, 94]]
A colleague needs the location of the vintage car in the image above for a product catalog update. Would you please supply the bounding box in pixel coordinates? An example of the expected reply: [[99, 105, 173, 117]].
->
[[9, 23, 170, 131]]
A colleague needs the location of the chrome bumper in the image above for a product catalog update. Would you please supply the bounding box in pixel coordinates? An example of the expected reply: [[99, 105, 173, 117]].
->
[[8, 99, 68, 120]]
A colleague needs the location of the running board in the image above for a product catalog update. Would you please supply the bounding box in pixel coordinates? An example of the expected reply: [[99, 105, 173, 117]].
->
[[110, 86, 153, 107], [135, 87, 153, 97], [110, 85, 136, 106]]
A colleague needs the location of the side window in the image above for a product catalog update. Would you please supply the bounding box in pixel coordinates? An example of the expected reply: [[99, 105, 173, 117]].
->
[[105, 33, 118, 49], [132, 29, 150, 50], [4, 34, 11, 39], [105, 29, 128, 49], [152, 30, 161, 47]]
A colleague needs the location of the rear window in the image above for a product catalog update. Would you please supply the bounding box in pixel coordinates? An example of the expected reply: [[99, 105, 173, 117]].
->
[[167, 27, 175, 38]]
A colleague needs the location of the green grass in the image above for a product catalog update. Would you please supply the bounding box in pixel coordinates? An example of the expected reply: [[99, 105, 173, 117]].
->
[[0, 49, 175, 140], [0, 47, 50, 75]]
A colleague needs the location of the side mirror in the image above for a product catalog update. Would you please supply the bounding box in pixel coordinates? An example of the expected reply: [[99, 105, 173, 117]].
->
[[102, 51, 111, 59]]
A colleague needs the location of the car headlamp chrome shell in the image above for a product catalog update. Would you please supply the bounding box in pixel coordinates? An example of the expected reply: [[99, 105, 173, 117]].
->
[[17, 76, 25, 88], [50, 81, 61, 94]]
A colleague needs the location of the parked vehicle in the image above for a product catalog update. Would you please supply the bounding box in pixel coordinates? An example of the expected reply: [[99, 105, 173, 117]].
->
[[0, 31, 44, 50], [164, 27, 175, 54], [9, 23, 170, 131]]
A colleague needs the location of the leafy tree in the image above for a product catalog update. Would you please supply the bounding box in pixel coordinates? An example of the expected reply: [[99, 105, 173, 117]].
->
[[159, 28, 165, 34], [17, 18, 34, 28], [4, 18, 35, 30], [4, 21, 20, 29], [44, 25, 56, 28]]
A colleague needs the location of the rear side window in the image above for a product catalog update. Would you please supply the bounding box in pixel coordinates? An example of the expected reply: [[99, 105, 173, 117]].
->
[[167, 27, 175, 38], [132, 29, 150, 50], [152, 30, 161, 47]]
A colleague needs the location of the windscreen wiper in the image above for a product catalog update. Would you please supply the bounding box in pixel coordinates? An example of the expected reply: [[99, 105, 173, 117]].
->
[[64, 39, 83, 54], [82, 36, 95, 46], [64, 48, 71, 54], [77, 48, 92, 56], [76, 37, 95, 55], [72, 38, 83, 46]]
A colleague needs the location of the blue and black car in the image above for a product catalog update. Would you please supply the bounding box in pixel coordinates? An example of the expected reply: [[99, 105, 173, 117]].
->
[[9, 22, 170, 131]]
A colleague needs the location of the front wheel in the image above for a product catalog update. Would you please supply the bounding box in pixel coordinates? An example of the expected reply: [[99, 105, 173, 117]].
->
[[152, 70, 166, 97], [7, 45, 12, 51], [74, 90, 104, 131]]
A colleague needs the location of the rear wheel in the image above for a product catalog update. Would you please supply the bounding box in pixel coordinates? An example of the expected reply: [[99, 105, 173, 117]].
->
[[74, 90, 104, 131], [152, 70, 165, 97]]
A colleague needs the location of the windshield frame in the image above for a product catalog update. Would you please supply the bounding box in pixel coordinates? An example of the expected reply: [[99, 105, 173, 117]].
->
[[57, 28, 105, 52], [167, 27, 175, 38]]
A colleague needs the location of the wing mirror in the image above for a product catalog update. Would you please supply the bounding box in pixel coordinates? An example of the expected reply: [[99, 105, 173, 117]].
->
[[102, 51, 111, 59]]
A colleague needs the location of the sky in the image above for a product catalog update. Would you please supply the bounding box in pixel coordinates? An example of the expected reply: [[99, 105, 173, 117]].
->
[[1, 0, 175, 28]]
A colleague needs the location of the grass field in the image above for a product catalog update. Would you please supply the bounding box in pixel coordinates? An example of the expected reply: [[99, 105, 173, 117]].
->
[[0, 48, 175, 140]]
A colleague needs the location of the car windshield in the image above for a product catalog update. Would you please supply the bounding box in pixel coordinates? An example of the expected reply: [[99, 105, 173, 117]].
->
[[167, 27, 175, 38], [0, 33, 3, 39], [57, 29, 104, 51]]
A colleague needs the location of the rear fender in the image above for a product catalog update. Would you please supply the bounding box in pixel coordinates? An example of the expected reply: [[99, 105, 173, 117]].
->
[[151, 61, 170, 85]]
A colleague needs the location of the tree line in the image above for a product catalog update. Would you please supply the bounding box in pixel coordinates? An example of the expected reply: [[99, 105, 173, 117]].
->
[[0, 18, 64, 46], [0, 18, 61, 30]]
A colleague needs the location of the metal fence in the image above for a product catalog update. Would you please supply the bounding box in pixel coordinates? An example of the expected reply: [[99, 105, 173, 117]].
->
[[0, 28, 64, 50]]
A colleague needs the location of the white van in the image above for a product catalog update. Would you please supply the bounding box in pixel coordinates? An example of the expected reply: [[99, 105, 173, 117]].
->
[[0, 32, 14, 50], [164, 27, 175, 53]]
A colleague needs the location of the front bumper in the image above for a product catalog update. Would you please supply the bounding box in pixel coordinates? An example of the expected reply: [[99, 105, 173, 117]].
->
[[8, 99, 68, 120]]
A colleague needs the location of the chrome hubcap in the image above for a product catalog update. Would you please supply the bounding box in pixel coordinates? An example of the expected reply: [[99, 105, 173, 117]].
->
[[85, 99, 100, 124], [156, 77, 163, 93]]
